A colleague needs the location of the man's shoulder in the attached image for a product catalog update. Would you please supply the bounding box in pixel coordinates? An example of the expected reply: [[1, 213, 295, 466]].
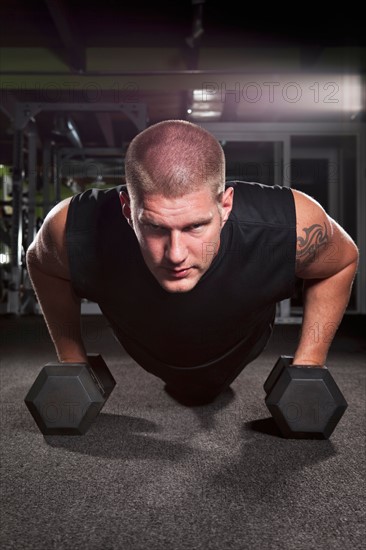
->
[[226, 180, 261, 189], [227, 180, 283, 191], [67, 185, 124, 225], [227, 180, 295, 226], [27, 196, 73, 278], [70, 184, 124, 205], [226, 180, 280, 198]]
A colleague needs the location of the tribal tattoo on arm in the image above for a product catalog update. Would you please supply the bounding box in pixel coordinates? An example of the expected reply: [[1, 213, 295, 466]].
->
[[296, 223, 329, 272]]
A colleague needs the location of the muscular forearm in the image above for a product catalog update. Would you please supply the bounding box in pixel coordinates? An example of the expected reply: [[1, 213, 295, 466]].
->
[[27, 261, 88, 363], [293, 259, 358, 366]]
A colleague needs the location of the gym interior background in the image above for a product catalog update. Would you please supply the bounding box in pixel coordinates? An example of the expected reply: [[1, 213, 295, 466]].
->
[[0, 1, 365, 549]]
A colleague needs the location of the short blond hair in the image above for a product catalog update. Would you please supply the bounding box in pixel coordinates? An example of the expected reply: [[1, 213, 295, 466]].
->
[[124, 119, 225, 206]]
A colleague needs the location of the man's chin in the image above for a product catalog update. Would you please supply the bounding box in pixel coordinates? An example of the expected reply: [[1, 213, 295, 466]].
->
[[156, 273, 201, 294]]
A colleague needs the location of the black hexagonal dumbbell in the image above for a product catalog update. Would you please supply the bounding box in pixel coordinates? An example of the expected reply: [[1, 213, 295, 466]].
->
[[24, 354, 116, 435], [264, 356, 348, 439]]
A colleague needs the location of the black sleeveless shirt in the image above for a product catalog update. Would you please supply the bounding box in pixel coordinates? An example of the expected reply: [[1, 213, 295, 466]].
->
[[66, 181, 297, 386]]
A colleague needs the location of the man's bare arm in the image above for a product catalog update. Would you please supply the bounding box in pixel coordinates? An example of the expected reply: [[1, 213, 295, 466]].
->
[[26, 198, 88, 364], [291, 189, 359, 366]]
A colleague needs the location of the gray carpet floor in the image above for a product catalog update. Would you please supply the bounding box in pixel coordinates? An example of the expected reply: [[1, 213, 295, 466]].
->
[[1, 313, 365, 550]]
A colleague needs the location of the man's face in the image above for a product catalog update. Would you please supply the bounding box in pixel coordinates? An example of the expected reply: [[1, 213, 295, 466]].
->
[[120, 186, 234, 293]]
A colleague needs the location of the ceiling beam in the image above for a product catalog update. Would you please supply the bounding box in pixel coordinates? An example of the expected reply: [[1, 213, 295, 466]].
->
[[299, 46, 324, 69], [44, 0, 86, 72]]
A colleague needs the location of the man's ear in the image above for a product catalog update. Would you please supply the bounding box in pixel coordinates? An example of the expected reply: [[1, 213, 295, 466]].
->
[[119, 191, 133, 226], [220, 186, 234, 226]]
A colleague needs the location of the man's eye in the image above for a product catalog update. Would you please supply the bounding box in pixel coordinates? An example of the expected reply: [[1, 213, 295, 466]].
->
[[149, 224, 166, 233], [182, 224, 204, 233]]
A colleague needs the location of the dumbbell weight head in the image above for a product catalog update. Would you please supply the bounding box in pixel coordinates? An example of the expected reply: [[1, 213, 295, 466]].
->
[[263, 355, 293, 396], [264, 356, 348, 439], [24, 354, 116, 435], [87, 353, 116, 399]]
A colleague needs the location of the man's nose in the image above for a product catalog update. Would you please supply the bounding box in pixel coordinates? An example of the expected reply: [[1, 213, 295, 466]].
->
[[165, 231, 188, 264]]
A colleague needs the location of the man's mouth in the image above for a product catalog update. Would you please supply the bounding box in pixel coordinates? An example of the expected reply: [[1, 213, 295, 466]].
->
[[164, 267, 192, 278]]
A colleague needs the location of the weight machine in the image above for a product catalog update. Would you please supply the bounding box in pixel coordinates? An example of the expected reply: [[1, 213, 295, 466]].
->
[[3, 101, 147, 315]]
